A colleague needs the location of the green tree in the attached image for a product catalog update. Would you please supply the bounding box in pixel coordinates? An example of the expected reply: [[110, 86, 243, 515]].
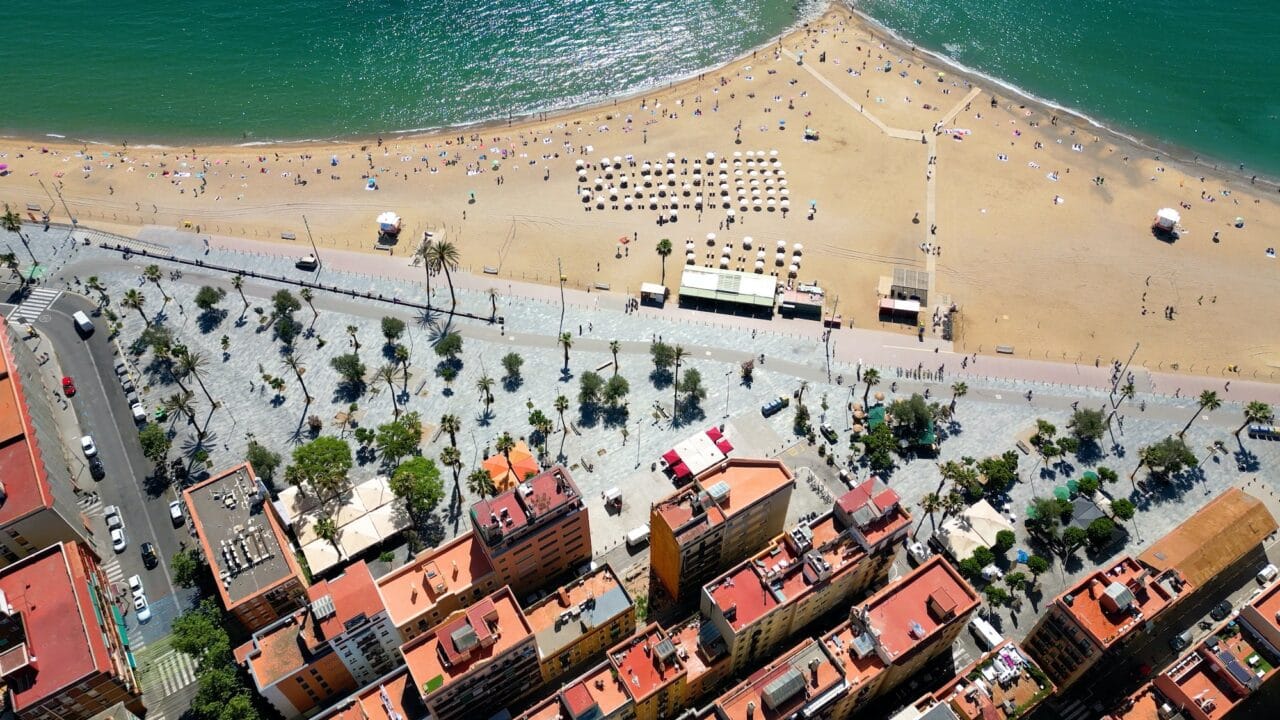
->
[[162, 390, 199, 428], [435, 331, 463, 360], [175, 348, 217, 408], [381, 316, 406, 343], [346, 324, 361, 354], [171, 598, 232, 667], [671, 345, 689, 413], [139, 423, 171, 463], [439, 413, 461, 449], [559, 332, 573, 371], [957, 557, 983, 580], [579, 371, 605, 406], [1110, 498, 1136, 520], [861, 367, 880, 407], [245, 441, 282, 483], [655, 238, 673, 284], [271, 288, 301, 318], [415, 235, 436, 308], [971, 546, 995, 567], [313, 516, 340, 550], [1078, 474, 1100, 495], [121, 288, 148, 322], [476, 375, 495, 413], [1179, 390, 1222, 437], [1026, 555, 1050, 579], [609, 340, 621, 376], [1033, 418, 1057, 445], [1098, 466, 1119, 484], [604, 374, 630, 405], [1134, 436, 1197, 481], [1087, 517, 1116, 547], [467, 468, 496, 498], [439, 446, 462, 497], [889, 394, 932, 440], [984, 585, 1011, 607], [914, 492, 943, 538], [427, 239, 461, 313], [1238, 401, 1275, 437], [143, 264, 169, 301], [299, 287, 318, 327], [1062, 526, 1088, 554], [377, 364, 405, 416], [949, 381, 968, 414], [502, 352, 524, 382], [194, 286, 224, 313], [1004, 571, 1028, 594], [230, 273, 249, 314], [977, 451, 1020, 494], [172, 547, 205, 589], [529, 409, 554, 455], [330, 353, 367, 387], [863, 423, 897, 473], [994, 529, 1016, 554], [390, 456, 444, 519], [554, 394, 571, 456], [275, 314, 302, 346], [1068, 408, 1106, 441], [650, 341, 675, 371], [282, 353, 312, 405], [679, 368, 706, 406], [285, 436, 353, 500], [376, 413, 422, 465]]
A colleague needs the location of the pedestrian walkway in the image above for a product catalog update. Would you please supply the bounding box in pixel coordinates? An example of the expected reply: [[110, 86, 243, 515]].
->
[[143, 649, 198, 697], [9, 288, 62, 323]]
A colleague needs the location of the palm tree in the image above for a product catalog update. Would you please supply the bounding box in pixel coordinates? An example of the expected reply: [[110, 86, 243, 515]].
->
[[142, 264, 169, 301], [85, 275, 107, 306], [440, 446, 463, 496], [162, 390, 198, 427], [0, 205, 21, 234], [1237, 401, 1274, 437], [466, 468, 496, 498], [300, 288, 319, 329], [672, 345, 689, 414], [175, 349, 216, 407], [495, 432, 517, 480], [914, 492, 943, 538], [950, 382, 968, 414], [797, 380, 809, 406], [427, 240, 461, 314], [488, 288, 499, 322], [609, 340, 621, 376], [862, 368, 881, 407], [312, 516, 340, 552], [416, 234, 436, 308], [1179, 390, 1221, 437], [282, 353, 312, 404], [554, 395, 570, 456], [439, 413, 461, 449], [231, 273, 249, 315], [121, 289, 148, 322], [346, 325, 360, 355], [937, 491, 967, 526], [559, 332, 573, 372], [655, 238, 673, 284], [394, 344, 411, 388], [0, 252, 23, 286], [378, 364, 404, 417], [476, 376, 495, 413]]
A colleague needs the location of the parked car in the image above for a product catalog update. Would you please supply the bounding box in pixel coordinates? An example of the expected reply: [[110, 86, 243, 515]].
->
[[295, 253, 319, 270], [88, 456, 105, 480], [819, 423, 839, 444], [131, 403, 147, 423], [761, 396, 790, 418], [72, 310, 94, 335], [128, 574, 145, 599], [1258, 564, 1278, 585], [110, 528, 127, 553], [104, 505, 123, 530], [1210, 601, 1233, 621], [79, 435, 98, 457], [140, 542, 158, 570], [907, 541, 932, 566], [61, 376, 76, 397], [134, 595, 151, 622], [1171, 629, 1194, 652], [169, 501, 185, 526]]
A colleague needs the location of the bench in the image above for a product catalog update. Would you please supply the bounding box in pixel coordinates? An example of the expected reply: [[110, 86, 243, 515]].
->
[[995, 345, 1015, 355], [594, 282, 610, 291], [25, 203, 42, 212], [483, 266, 499, 275], [280, 232, 297, 240]]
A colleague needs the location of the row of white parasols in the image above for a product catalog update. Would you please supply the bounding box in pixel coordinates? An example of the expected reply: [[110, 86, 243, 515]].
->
[[687, 236, 803, 275]]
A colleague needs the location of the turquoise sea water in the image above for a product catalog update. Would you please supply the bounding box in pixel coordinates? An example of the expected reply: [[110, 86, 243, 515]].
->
[[856, 0, 1280, 177], [2, 1, 1277, 177]]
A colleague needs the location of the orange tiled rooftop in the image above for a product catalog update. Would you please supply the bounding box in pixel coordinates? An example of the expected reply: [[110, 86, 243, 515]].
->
[[609, 625, 685, 702], [713, 639, 843, 720], [669, 618, 725, 683], [822, 622, 886, 691], [1058, 557, 1179, 649], [654, 458, 793, 531], [320, 667, 425, 720], [1159, 652, 1243, 720], [237, 610, 318, 686], [1247, 579, 1280, 634], [309, 561, 384, 639], [861, 556, 978, 661], [401, 587, 531, 694], [0, 323, 54, 527], [933, 642, 1053, 720], [1103, 683, 1166, 720], [524, 564, 625, 634], [577, 662, 634, 716], [376, 533, 494, 628]]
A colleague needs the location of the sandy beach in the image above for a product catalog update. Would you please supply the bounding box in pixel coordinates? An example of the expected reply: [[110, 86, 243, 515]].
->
[[2, 4, 1278, 382]]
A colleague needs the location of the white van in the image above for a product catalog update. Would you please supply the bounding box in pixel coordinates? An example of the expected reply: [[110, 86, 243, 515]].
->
[[72, 311, 94, 334], [1258, 564, 1278, 585], [626, 525, 650, 549], [970, 616, 1004, 651]]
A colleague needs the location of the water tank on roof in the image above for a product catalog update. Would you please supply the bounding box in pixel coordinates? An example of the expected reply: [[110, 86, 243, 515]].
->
[[706, 481, 731, 503]]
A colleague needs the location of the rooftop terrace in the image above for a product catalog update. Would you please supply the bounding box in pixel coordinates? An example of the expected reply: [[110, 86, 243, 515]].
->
[[933, 642, 1053, 720], [524, 564, 632, 660], [315, 667, 429, 720], [860, 557, 979, 662], [185, 463, 300, 607], [608, 624, 685, 702], [237, 609, 320, 687], [472, 464, 582, 549], [375, 532, 495, 630], [1056, 557, 1183, 649], [713, 639, 844, 720], [652, 458, 793, 540], [401, 587, 532, 696]]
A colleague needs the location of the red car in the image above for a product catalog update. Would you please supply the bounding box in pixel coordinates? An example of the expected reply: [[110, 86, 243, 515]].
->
[[61, 377, 76, 397]]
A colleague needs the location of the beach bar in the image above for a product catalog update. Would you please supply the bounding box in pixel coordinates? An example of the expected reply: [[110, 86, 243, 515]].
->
[[678, 265, 777, 317], [640, 282, 668, 307]]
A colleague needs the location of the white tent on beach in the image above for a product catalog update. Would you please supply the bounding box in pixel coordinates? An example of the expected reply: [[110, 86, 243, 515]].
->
[[1152, 207, 1180, 231]]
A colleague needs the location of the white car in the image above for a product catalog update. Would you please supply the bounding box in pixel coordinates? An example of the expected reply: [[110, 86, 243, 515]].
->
[[80, 435, 98, 457], [134, 595, 151, 622], [128, 574, 145, 600], [130, 403, 147, 423], [110, 528, 127, 553], [168, 500, 185, 526], [104, 505, 123, 530]]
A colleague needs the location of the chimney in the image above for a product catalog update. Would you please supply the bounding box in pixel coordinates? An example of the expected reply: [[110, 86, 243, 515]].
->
[[809, 658, 821, 685], [746, 702, 755, 720]]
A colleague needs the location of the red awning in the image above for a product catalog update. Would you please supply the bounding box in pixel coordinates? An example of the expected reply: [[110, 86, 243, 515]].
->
[[662, 450, 680, 465], [706, 427, 723, 442], [672, 462, 692, 479], [715, 438, 733, 453]]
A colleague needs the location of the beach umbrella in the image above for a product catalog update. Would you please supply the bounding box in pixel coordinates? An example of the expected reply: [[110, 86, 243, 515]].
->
[[753, 199, 762, 209], [777, 239, 787, 249], [733, 151, 743, 158], [742, 236, 753, 249], [766, 188, 776, 197], [793, 243, 803, 252], [755, 260, 765, 272], [686, 241, 696, 251], [735, 169, 743, 177], [706, 151, 716, 161], [767, 199, 776, 210], [756, 249, 766, 260], [682, 183, 691, 196], [780, 187, 789, 195], [613, 155, 622, 166], [752, 188, 761, 197], [667, 152, 676, 159], [775, 254, 785, 266], [686, 253, 696, 264], [707, 232, 717, 244], [575, 159, 585, 168], [720, 257, 730, 268], [788, 264, 798, 276], [669, 210, 678, 221], [770, 149, 778, 157], [726, 209, 735, 217], [581, 192, 592, 203], [624, 200, 633, 209]]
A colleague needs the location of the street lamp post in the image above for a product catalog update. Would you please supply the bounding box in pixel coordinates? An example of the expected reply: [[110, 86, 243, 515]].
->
[[724, 370, 732, 419]]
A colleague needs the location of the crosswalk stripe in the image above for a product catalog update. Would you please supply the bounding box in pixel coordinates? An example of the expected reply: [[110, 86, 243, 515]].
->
[[9, 289, 62, 323], [146, 650, 198, 696]]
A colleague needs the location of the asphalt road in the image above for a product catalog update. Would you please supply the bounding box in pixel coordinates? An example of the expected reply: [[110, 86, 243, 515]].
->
[[2, 287, 192, 642]]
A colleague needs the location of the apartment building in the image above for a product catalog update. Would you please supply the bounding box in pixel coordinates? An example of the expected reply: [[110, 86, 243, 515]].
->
[[401, 587, 541, 720], [524, 564, 636, 683], [929, 641, 1054, 720], [0, 321, 97, 565], [0, 542, 144, 720], [185, 463, 309, 631], [312, 666, 429, 720], [708, 639, 846, 720], [650, 459, 795, 605], [234, 607, 358, 719], [603, 624, 690, 720], [701, 480, 910, 672], [375, 532, 500, 643], [471, 465, 591, 596]]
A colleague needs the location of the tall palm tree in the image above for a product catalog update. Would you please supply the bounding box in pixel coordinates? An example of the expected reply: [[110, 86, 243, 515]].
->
[[282, 353, 312, 404], [1, 205, 36, 269], [85, 276, 108, 306], [378, 364, 404, 417], [416, 234, 436, 308], [554, 395, 570, 457], [1179, 390, 1221, 437], [559, 332, 573, 372], [439, 413, 461, 449], [346, 325, 361, 355], [142, 264, 169, 301], [466, 468, 496, 498], [672, 345, 689, 414], [162, 390, 198, 427], [427, 240, 461, 314], [300, 288, 319, 329], [862, 368, 881, 407], [797, 380, 809, 406], [231, 273, 249, 315], [609, 340, 621, 376], [1, 252, 24, 286], [312, 516, 340, 552], [175, 349, 216, 407], [1237, 401, 1275, 437], [655, 238, 673, 284], [488, 288, 499, 322], [121, 289, 148, 322], [476, 376, 495, 413], [937, 492, 967, 526], [495, 432, 517, 480], [913, 492, 943, 538], [950, 381, 968, 414], [440, 446, 463, 496]]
